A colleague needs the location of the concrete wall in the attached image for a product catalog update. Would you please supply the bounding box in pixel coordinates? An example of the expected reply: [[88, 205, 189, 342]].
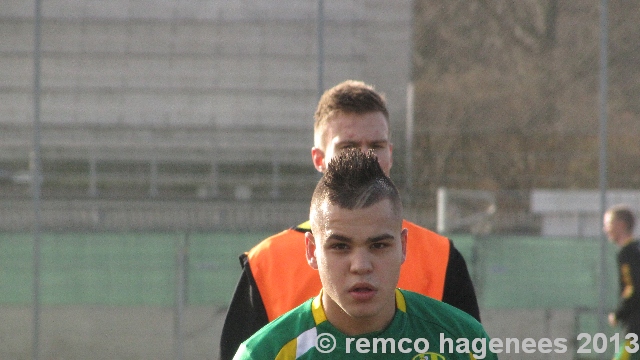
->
[[0, 1, 412, 200], [0, 0, 411, 153], [531, 189, 640, 237]]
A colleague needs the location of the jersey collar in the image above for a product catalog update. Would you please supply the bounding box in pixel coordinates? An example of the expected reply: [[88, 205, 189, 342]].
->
[[311, 288, 406, 326]]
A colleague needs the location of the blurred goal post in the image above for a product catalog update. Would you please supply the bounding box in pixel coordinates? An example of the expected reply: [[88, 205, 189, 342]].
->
[[436, 187, 497, 235]]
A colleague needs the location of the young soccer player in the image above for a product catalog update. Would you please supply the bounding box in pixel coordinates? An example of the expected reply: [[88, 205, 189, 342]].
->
[[221, 80, 479, 359], [233, 149, 495, 359]]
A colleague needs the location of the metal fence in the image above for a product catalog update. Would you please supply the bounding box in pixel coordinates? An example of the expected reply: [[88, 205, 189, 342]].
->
[[0, 226, 622, 359]]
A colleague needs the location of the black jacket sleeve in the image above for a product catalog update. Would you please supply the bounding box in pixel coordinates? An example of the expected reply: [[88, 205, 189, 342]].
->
[[442, 240, 481, 322], [219, 254, 269, 360], [614, 243, 640, 331]]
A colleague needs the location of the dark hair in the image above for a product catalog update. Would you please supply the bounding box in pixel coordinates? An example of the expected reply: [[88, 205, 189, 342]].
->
[[310, 149, 401, 217], [609, 205, 636, 233]]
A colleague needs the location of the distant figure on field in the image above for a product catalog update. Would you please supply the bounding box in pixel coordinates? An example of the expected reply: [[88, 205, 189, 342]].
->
[[604, 205, 640, 360]]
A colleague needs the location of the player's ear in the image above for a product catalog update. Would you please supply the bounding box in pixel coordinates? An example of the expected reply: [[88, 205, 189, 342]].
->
[[400, 228, 408, 264], [305, 232, 319, 269], [311, 147, 325, 173]]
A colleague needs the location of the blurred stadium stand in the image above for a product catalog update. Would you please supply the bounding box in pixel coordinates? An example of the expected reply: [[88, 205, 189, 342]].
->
[[0, 0, 411, 208]]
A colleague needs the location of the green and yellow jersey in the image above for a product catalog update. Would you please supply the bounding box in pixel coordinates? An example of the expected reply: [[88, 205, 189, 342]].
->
[[233, 289, 496, 360]]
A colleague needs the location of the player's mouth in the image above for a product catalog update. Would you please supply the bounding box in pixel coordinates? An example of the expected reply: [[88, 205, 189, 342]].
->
[[348, 283, 377, 301]]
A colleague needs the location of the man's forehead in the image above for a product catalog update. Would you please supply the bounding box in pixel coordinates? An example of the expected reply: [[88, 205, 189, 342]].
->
[[311, 200, 400, 233], [317, 114, 384, 149], [324, 112, 388, 133]]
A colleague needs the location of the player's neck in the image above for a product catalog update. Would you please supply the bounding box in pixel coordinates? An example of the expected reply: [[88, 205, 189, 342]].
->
[[619, 236, 634, 247], [321, 291, 395, 336]]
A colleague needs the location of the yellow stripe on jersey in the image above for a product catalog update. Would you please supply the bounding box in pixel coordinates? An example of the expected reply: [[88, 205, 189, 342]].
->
[[311, 291, 327, 325], [296, 220, 311, 231], [274, 328, 318, 359], [275, 338, 297, 360], [396, 288, 407, 313], [622, 264, 635, 299], [614, 339, 633, 360], [313, 289, 406, 323]]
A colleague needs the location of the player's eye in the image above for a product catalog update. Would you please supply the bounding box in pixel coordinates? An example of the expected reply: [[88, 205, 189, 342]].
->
[[330, 243, 349, 250], [371, 242, 389, 250], [339, 144, 357, 150]]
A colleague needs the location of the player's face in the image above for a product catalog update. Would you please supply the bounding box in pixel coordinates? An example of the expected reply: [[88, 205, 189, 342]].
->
[[312, 112, 393, 176], [603, 212, 623, 245], [603, 212, 614, 242], [305, 199, 407, 335]]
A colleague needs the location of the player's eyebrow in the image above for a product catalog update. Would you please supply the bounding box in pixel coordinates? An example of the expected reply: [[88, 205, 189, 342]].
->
[[326, 234, 352, 242], [326, 233, 394, 243], [335, 139, 389, 147], [367, 234, 395, 243]]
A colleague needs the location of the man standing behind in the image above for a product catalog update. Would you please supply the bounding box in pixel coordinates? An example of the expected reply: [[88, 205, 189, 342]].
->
[[234, 149, 494, 359], [604, 205, 640, 360], [220, 80, 480, 359]]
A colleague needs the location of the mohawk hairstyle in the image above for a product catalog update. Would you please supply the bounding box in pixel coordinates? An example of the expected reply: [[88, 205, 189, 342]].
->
[[311, 149, 401, 216]]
